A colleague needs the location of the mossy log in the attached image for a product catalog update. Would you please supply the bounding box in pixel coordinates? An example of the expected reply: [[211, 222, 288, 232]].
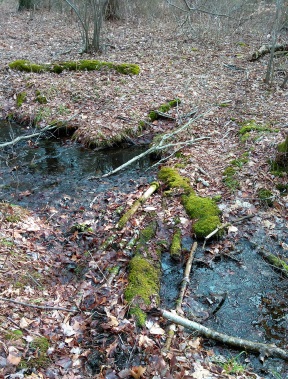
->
[[124, 221, 160, 326], [257, 248, 288, 277], [9, 59, 140, 75], [158, 167, 222, 240], [250, 44, 288, 61], [117, 182, 159, 229]]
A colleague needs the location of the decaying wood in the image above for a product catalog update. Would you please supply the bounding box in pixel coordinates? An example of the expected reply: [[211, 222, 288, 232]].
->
[[163, 242, 197, 352], [116, 181, 159, 229], [161, 309, 288, 361], [250, 43, 288, 61], [257, 248, 288, 277], [202, 214, 255, 248]]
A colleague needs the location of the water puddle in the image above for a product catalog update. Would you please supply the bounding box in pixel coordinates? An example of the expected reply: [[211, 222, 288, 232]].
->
[[0, 121, 154, 209]]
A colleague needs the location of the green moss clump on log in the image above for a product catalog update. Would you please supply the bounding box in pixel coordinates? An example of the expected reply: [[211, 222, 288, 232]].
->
[[158, 167, 222, 239], [124, 221, 160, 326], [9, 59, 140, 76], [170, 228, 182, 261], [149, 99, 181, 121]]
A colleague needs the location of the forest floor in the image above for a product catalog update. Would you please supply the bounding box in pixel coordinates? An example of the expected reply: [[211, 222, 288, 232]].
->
[[0, 4, 288, 379]]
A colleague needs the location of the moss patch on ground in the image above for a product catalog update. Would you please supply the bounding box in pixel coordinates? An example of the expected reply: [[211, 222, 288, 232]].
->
[[238, 120, 279, 142], [158, 167, 222, 239], [257, 188, 273, 207], [148, 99, 181, 121], [9, 59, 140, 76]]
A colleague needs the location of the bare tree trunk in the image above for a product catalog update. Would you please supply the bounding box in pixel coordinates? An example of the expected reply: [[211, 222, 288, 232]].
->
[[265, 0, 284, 84], [105, 0, 121, 20]]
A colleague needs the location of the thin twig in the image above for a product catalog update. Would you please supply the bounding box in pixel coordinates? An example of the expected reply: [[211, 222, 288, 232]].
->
[[0, 297, 76, 312]]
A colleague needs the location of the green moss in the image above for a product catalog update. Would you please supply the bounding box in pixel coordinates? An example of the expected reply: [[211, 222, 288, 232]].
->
[[35, 94, 48, 104], [129, 306, 147, 327], [238, 120, 279, 142], [16, 91, 27, 107], [158, 166, 193, 194], [273, 136, 288, 171], [158, 167, 222, 239], [125, 256, 160, 305], [212, 194, 222, 202], [5, 329, 23, 340], [182, 193, 220, 219], [223, 166, 240, 190], [193, 216, 221, 239], [23, 337, 50, 369], [9, 60, 47, 73], [257, 188, 273, 206], [9, 59, 140, 76], [182, 194, 221, 239], [69, 223, 92, 233], [170, 228, 182, 260], [149, 99, 181, 121], [137, 220, 157, 245]]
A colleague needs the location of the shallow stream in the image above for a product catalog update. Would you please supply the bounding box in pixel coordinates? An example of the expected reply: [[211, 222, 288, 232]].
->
[[1, 121, 287, 378]]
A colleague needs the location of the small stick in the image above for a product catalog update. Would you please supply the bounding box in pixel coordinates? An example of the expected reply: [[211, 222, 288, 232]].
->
[[0, 297, 76, 312], [202, 214, 255, 248]]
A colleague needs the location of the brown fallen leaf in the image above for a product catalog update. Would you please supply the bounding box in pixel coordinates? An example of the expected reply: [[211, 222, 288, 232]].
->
[[130, 365, 146, 379]]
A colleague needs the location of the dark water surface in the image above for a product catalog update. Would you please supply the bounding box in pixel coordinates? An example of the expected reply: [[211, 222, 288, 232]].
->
[[0, 121, 154, 209]]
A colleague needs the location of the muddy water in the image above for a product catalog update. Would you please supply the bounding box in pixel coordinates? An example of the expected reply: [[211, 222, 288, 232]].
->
[[1, 121, 287, 378]]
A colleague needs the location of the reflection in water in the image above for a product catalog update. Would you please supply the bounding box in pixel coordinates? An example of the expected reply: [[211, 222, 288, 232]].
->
[[0, 121, 153, 205]]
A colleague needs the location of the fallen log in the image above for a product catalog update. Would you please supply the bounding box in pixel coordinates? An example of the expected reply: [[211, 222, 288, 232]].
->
[[250, 43, 288, 61], [161, 309, 288, 361], [117, 181, 159, 229]]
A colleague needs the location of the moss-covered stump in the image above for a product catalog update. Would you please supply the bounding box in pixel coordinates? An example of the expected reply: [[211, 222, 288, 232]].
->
[[274, 135, 288, 170], [148, 99, 181, 122], [158, 167, 222, 240], [9, 59, 140, 76], [124, 221, 160, 326]]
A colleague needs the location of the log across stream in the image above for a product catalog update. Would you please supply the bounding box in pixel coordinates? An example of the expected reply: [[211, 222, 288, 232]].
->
[[1, 121, 287, 378]]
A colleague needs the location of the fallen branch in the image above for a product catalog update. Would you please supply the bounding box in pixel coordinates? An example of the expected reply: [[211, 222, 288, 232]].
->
[[102, 110, 212, 178], [257, 248, 288, 277], [163, 242, 197, 351], [0, 108, 82, 149], [0, 296, 77, 312], [161, 309, 288, 361], [0, 123, 59, 148], [117, 181, 159, 229]]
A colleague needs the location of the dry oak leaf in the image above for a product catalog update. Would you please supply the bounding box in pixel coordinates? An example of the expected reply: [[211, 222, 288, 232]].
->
[[130, 366, 146, 379], [7, 346, 22, 365]]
